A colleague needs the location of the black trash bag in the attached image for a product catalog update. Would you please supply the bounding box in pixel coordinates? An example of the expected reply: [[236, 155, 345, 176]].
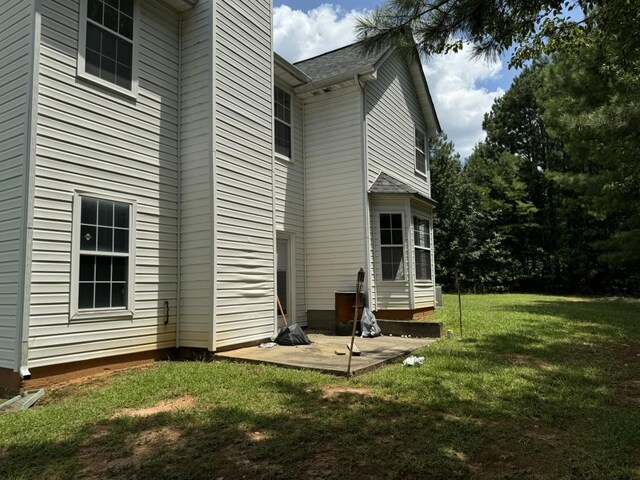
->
[[275, 325, 312, 346]]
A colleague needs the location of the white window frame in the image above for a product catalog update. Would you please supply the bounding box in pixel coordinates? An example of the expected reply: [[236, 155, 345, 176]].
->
[[77, 0, 140, 99], [378, 212, 406, 282], [413, 214, 433, 282], [274, 85, 293, 161], [70, 191, 137, 321], [414, 125, 428, 178]]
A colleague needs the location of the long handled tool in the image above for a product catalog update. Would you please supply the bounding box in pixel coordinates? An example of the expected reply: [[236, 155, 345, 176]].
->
[[346, 268, 365, 377], [277, 295, 289, 326]]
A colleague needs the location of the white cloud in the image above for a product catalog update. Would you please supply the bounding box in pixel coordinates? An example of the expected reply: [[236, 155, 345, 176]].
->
[[423, 47, 504, 157], [273, 4, 364, 62], [273, 4, 505, 158]]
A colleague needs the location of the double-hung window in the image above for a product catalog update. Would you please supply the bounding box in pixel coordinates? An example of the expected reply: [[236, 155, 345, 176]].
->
[[415, 126, 427, 175], [274, 86, 292, 158], [413, 216, 432, 280], [380, 213, 405, 280], [79, 0, 137, 93], [72, 195, 135, 318]]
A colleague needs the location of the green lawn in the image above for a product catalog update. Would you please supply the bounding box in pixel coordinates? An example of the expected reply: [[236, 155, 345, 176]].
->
[[1, 294, 638, 479]]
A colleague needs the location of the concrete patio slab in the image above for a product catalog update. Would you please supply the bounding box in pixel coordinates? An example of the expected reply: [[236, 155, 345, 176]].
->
[[215, 332, 436, 376]]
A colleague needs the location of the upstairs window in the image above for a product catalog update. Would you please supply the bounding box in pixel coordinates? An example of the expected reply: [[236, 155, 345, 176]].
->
[[414, 216, 432, 280], [380, 213, 405, 280], [274, 86, 292, 158], [79, 0, 136, 92], [415, 126, 427, 175]]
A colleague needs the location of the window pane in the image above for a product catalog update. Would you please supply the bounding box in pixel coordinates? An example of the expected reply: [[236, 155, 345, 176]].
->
[[98, 227, 113, 252], [103, 4, 118, 31], [79, 283, 94, 309], [381, 247, 392, 264], [117, 40, 132, 68], [275, 120, 291, 157], [86, 48, 101, 77], [120, 0, 134, 17], [96, 256, 111, 281], [112, 283, 126, 307], [80, 255, 95, 282], [114, 228, 128, 253], [416, 151, 426, 173], [116, 64, 132, 89], [95, 283, 111, 308], [113, 202, 129, 228], [118, 14, 133, 39], [415, 249, 432, 280], [81, 197, 98, 225], [86, 24, 102, 54], [101, 57, 116, 83], [380, 230, 391, 245], [105, 0, 118, 8], [392, 230, 403, 245], [112, 257, 127, 281], [87, 0, 103, 23], [80, 225, 97, 251], [380, 214, 390, 229], [98, 201, 114, 226], [102, 30, 117, 60], [415, 128, 425, 150], [391, 214, 402, 229]]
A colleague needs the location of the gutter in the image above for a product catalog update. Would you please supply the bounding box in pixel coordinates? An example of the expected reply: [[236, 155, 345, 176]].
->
[[175, 11, 183, 348]]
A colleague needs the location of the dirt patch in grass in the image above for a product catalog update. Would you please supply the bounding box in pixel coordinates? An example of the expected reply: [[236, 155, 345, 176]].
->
[[320, 385, 372, 399], [81, 426, 183, 478], [501, 353, 553, 370], [111, 395, 195, 418]]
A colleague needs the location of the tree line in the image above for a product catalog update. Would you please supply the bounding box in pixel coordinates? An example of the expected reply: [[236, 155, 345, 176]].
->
[[359, 0, 639, 295]]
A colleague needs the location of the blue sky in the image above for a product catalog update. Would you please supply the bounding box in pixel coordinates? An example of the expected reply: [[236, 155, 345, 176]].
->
[[273, 1, 520, 157]]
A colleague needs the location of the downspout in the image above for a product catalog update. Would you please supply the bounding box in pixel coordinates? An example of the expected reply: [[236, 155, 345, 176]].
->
[[270, 0, 278, 335], [209, 1, 218, 351], [175, 11, 182, 349], [357, 74, 374, 312], [16, 0, 42, 379]]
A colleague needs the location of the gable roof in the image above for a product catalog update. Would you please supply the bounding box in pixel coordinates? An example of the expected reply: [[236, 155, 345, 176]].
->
[[290, 41, 441, 134], [369, 172, 437, 206], [293, 43, 390, 83]]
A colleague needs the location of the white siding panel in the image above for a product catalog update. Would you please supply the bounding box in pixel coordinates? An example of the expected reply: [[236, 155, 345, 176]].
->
[[28, 0, 180, 367], [213, 0, 275, 348], [178, 1, 213, 349], [304, 87, 365, 310], [0, 0, 32, 370], [366, 51, 430, 197]]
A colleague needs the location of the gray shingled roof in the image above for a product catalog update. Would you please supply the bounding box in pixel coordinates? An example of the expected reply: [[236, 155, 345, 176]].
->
[[294, 43, 388, 82], [369, 172, 437, 204]]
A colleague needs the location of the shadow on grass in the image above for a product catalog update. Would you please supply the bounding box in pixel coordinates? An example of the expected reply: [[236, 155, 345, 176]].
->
[[1, 297, 638, 479]]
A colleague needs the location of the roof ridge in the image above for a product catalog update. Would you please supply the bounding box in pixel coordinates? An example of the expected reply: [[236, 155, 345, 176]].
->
[[293, 41, 363, 65]]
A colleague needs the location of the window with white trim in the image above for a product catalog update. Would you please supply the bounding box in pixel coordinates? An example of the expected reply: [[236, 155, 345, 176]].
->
[[413, 216, 432, 280], [415, 126, 427, 175], [80, 0, 135, 90], [77, 197, 133, 311], [380, 213, 405, 280], [274, 86, 292, 158]]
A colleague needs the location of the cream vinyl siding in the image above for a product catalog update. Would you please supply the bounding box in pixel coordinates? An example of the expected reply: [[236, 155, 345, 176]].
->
[[304, 87, 365, 310], [213, 0, 275, 347], [274, 90, 306, 325], [27, 0, 179, 368], [370, 196, 411, 311], [0, 0, 33, 369], [178, 1, 213, 349], [365, 51, 430, 197]]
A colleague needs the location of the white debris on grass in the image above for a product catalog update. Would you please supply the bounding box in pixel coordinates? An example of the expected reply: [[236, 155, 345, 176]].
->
[[403, 355, 425, 367], [259, 342, 278, 348]]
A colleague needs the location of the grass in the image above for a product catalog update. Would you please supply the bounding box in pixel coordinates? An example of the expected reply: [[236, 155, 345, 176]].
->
[[0, 294, 638, 479]]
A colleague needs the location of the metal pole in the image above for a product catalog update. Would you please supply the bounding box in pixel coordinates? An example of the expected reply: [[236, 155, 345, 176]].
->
[[456, 272, 463, 339], [347, 268, 365, 377]]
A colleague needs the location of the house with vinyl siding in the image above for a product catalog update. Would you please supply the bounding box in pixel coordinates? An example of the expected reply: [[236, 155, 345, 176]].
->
[[0, 0, 440, 391]]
